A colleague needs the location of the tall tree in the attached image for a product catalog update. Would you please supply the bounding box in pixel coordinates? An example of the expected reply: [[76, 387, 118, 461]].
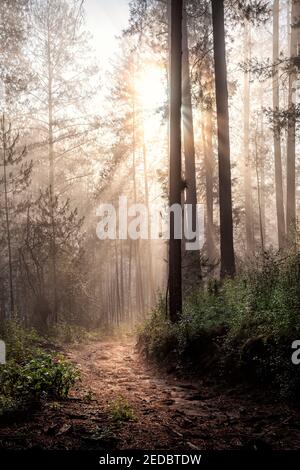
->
[[243, 21, 255, 253], [211, 0, 235, 278], [0, 116, 32, 318], [204, 103, 217, 263], [169, 0, 182, 321], [0, 0, 30, 98], [131, 58, 145, 317], [273, 0, 286, 249], [181, 2, 201, 284], [286, 0, 300, 239], [0, 0, 31, 319], [29, 0, 98, 321], [142, 128, 156, 306]]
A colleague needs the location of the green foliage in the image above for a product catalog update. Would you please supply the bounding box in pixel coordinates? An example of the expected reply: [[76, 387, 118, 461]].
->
[[224, 250, 300, 339], [0, 353, 79, 403], [108, 396, 136, 423], [0, 395, 18, 416], [84, 389, 95, 402], [48, 322, 88, 345], [0, 320, 80, 416], [0, 320, 41, 362], [137, 297, 178, 360], [138, 250, 300, 399]]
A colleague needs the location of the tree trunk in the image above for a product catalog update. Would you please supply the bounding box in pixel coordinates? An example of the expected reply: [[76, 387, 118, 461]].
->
[[254, 128, 265, 252], [128, 238, 133, 323], [142, 128, 156, 306], [132, 60, 145, 318], [273, 0, 286, 249], [286, 0, 300, 240], [260, 105, 266, 246], [1, 114, 14, 317], [169, 0, 182, 321], [211, 0, 235, 278], [205, 106, 217, 262], [243, 22, 255, 254], [47, 11, 58, 322], [182, 2, 201, 284], [119, 239, 125, 319], [114, 240, 121, 325]]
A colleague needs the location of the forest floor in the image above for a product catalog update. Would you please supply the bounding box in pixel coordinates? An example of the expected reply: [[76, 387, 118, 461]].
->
[[1, 338, 300, 450]]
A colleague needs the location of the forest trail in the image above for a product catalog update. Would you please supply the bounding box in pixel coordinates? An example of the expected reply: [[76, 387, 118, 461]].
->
[[1, 339, 300, 450]]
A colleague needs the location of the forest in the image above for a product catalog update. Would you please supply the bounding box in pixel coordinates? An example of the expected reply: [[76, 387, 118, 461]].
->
[[1, 0, 300, 459]]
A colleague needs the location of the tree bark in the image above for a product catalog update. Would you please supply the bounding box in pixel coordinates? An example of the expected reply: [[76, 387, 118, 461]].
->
[[182, 2, 201, 284], [211, 0, 235, 278], [260, 97, 266, 246], [132, 59, 145, 318], [169, 0, 182, 321], [286, 0, 300, 240], [205, 106, 217, 262], [1, 114, 14, 317], [47, 8, 58, 322], [273, 0, 286, 249], [142, 128, 156, 306], [243, 22, 255, 253]]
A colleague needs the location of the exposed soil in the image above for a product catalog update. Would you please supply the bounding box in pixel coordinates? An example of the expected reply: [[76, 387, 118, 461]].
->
[[1, 339, 300, 450]]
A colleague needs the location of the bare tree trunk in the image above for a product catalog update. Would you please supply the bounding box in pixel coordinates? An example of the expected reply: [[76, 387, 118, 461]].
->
[[254, 126, 265, 252], [114, 240, 121, 325], [120, 239, 125, 319], [287, 0, 291, 54], [286, 0, 300, 240], [132, 62, 145, 319], [1, 114, 14, 317], [243, 22, 255, 253], [260, 125, 266, 245], [135, 242, 145, 318], [47, 11, 57, 322], [142, 129, 155, 306], [128, 238, 133, 323], [182, 2, 201, 284], [211, 0, 235, 278], [169, 0, 182, 321], [273, 0, 286, 249], [205, 106, 217, 262], [109, 276, 115, 325]]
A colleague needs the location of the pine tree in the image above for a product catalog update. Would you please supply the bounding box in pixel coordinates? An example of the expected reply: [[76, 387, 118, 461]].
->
[[169, 0, 183, 321], [211, 0, 235, 278], [273, 0, 286, 249], [286, 0, 300, 240], [0, 116, 32, 318]]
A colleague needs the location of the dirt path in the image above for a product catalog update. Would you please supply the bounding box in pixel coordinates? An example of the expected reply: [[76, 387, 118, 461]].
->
[[1, 339, 300, 450]]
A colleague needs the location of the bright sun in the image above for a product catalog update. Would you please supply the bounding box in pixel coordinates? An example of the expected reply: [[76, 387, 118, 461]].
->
[[136, 66, 166, 111]]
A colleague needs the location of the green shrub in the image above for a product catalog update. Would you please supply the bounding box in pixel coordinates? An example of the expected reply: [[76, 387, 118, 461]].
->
[[0, 320, 80, 416], [48, 322, 88, 345], [0, 353, 80, 405], [0, 395, 18, 416], [0, 320, 41, 362], [138, 249, 300, 399], [108, 396, 136, 423]]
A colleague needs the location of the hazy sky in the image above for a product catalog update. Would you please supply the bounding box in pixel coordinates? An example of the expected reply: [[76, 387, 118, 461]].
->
[[85, 0, 130, 64]]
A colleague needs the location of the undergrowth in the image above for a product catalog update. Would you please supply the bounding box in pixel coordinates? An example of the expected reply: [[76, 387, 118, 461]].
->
[[138, 249, 300, 400], [108, 396, 136, 423], [0, 320, 80, 417]]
